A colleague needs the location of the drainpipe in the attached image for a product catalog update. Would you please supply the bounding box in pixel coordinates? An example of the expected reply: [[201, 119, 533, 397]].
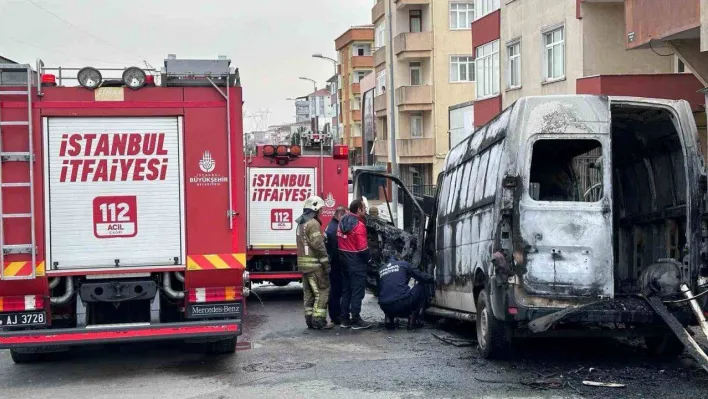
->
[[163, 271, 185, 299], [50, 277, 74, 305]]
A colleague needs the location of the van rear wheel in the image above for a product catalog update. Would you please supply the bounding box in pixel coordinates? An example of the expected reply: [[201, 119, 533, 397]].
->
[[476, 289, 512, 359]]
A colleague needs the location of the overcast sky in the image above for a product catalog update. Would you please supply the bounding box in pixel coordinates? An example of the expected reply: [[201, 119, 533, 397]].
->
[[0, 0, 370, 131]]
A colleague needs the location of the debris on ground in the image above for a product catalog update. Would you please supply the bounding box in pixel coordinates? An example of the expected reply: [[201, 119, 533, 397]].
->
[[582, 380, 626, 388], [432, 332, 476, 347]]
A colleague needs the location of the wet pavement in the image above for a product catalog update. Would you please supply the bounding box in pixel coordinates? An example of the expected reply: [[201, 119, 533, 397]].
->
[[0, 284, 707, 398]]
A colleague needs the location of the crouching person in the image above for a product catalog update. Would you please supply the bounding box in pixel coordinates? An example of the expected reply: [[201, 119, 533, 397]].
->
[[296, 196, 334, 330], [378, 257, 434, 330]]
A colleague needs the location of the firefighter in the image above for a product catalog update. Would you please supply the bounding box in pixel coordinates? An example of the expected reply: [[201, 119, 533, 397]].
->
[[378, 255, 434, 330], [296, 196, 334, 330], [337, 199, 373, 330], [325, 205, 347, 325]]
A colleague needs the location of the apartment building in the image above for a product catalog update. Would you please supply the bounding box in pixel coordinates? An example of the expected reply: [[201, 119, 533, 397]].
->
[[371, 0, 475, 187], [305, 87, 335, 131], [335, 26, 375, 163], [471, 0, 704, 128]]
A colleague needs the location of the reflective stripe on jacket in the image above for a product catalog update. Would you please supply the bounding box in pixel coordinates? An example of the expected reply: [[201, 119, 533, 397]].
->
[[297, 217, 329, 274]]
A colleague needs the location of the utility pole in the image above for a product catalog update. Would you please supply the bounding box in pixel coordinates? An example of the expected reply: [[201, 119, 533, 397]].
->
[[387, 0, 399, 225]]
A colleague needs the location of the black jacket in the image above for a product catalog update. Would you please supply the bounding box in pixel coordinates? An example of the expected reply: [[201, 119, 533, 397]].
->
[[378, 259, 434, 305], [324, 218, 340, 268]]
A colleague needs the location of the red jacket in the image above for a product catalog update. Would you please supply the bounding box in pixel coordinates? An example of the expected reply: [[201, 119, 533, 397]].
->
[[337, 213, 371, 272]]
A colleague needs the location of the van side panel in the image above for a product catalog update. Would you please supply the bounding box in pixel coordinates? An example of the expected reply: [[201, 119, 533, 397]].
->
[[432, 108, 512, 313]]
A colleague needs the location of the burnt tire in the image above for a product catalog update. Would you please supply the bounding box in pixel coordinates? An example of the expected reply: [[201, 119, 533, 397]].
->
[[10, 349, 42, 364], [645, 333, 684, 359], [476, 289, 512, 359]]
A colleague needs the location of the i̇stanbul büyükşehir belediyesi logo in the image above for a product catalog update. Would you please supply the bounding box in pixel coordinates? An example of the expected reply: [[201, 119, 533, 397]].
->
[[190, 151, 227, 186]]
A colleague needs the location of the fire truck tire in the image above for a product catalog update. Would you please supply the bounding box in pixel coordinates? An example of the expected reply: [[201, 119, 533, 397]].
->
[[209, 337, 237, 354], [10, 349, 42, 364], [476, 289, 513, 359], [272, 281, 291, 287], [645, 333, 684, 359]]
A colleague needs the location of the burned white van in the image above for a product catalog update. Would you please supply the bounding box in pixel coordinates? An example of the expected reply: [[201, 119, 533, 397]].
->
[[355, 95, 708, 359]]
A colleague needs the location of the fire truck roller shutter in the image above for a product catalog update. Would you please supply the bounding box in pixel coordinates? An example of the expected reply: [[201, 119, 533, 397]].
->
[[45, 117, 183, 269]]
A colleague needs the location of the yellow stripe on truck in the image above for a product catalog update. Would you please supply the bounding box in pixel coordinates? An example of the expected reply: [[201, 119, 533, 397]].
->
[[203, 255, 230, 269]]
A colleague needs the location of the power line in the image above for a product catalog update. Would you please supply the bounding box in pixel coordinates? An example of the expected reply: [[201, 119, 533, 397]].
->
[[24, 0, 147, 62], [5, 37, 132, 66]]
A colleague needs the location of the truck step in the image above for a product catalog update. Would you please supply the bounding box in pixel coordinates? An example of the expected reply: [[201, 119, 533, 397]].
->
[[1, 213, 31, 219], [0, 152, 32, 162], [1, 182, 31, 188], [2, 244, 34, 254]]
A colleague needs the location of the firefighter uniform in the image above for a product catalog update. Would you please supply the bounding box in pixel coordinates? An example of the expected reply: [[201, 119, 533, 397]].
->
[[296, 196, 333, 330]]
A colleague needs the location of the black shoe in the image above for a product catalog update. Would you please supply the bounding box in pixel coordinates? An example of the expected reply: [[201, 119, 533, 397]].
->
[[351, 318, 372, 330], [407, 315, 424, 330], [384, 315, 395, 330], [340, 319, 351, 328]]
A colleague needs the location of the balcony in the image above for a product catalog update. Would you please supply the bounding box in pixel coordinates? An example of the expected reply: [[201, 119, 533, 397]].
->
[[395, 85, 433, 112], [396, 138, 434, 159], [351, 109, 362, 122], [351, 55, 374, 69], [374, 94, 387, 116], [373, 47, 386, 67], [372, 0, 385, 23], [374, 139, 389, 157], [395, 0, 431, 9], [393, 32, 432, 60]]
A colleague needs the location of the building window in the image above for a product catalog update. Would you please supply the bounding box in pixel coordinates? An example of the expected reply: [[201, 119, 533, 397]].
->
[[476, 40, 499, 98], [507, 41, 521, 89], [474, 0, 500, 21], [543, 26, 565, 81], [450, 3, 474, 30], [410, 10, 422, 33], [411, 113, 423, 138], [353, 70, 370, 83], [450, 56, 475, 83], [376, 70, 387, 96], [409, 62, 422, 86], [375, 22, 386, 49], [353, 44, 371, 56]]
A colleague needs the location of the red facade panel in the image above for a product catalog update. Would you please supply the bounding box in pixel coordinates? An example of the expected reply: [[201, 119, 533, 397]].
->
[[474, 95, 502, 128], [576, 74, 705, 111], [472, 9, 501, 50], [625, 0, 700, 49]]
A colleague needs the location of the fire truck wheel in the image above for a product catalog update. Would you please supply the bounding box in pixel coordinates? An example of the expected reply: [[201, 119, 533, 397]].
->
[[645, 333, 684, 359], [272, 281, 291, 287], [476, 289, 513, 359], [10, 349, 42, 364], [209, 337, 237, 354]]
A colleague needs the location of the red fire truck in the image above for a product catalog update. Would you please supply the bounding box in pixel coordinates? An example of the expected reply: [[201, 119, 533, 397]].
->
[[0, 55, 248, 362], [246, 145, 348, 286]]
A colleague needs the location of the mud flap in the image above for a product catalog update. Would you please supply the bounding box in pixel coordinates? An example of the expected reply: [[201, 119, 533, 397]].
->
[[644, 296, 708, 372], [527, 300, 603, 333]]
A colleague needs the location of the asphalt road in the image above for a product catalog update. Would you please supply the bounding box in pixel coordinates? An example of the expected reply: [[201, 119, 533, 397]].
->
[[0, 284, 707, 399]]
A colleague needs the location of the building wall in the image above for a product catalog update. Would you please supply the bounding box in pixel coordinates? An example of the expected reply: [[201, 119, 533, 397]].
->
[[431, 0, 475, 178], [501, 0, 583, 109], [583, 3, 673, 76]]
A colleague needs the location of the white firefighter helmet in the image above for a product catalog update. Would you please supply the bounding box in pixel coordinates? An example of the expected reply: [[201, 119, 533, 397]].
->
[[303, 195, 325, 212]]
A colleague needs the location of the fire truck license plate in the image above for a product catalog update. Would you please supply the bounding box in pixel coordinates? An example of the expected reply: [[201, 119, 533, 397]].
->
[[93, 195, 138, 238], [0, 311, 46, 327], [271, 209, 293, 230]]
